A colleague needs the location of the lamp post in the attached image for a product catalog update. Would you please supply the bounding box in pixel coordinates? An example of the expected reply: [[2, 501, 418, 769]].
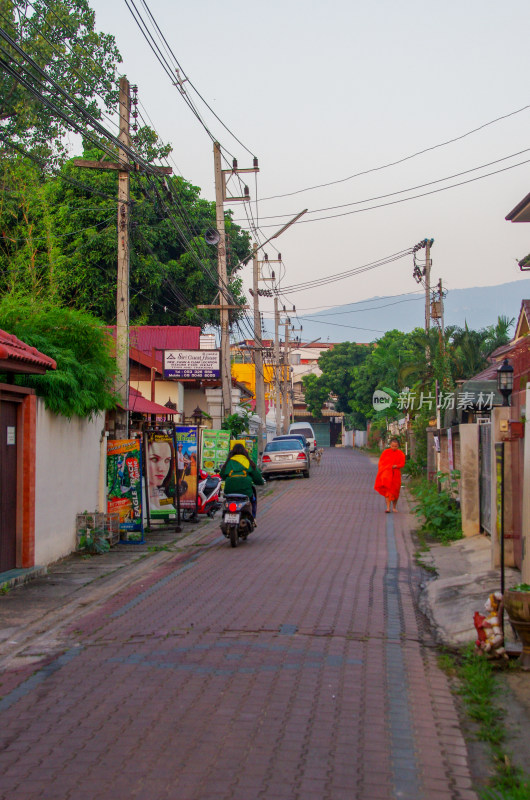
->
[[497, 358, 514, 407]]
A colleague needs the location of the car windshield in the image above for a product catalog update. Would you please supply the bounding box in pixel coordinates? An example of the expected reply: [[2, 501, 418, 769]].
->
[[274, 436, 306, 444], [290, 428, 314, 439], [265, 440, 303, 452]]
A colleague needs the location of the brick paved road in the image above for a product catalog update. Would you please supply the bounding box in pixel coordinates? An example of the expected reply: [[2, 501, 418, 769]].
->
[[0, 449, 477, 800]]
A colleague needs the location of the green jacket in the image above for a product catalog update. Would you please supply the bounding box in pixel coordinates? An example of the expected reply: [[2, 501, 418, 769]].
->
[[220, 454, 265, 499]]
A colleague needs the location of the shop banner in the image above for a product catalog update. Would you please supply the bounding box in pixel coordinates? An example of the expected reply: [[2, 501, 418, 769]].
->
[[107, 439, 143, 536], [201, 429, 230, 473], [175, 426, 199, 510], [230, 434, 258, 464], [145, 431, 178, 520]]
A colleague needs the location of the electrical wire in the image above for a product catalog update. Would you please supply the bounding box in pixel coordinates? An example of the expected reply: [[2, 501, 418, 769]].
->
[[256, 155, 530, 227], [259, 102, 530, 201], [0, 215, 114, 242]]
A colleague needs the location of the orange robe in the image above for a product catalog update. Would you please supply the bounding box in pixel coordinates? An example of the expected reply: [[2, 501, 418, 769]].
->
[[374, 448, 406, 501]]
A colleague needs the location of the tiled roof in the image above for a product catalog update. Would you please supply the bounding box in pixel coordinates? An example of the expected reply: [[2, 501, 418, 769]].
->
[[108, 325, 200, 354], [0, 329, 56, 372]]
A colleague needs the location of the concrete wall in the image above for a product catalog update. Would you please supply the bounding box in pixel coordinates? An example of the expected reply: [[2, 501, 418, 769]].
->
[[134, 379, 184, 414], [459, 424, 480, 537], [34, 400, 105, 565]]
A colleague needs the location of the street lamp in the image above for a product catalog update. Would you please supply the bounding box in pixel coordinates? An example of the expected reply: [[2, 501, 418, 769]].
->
[[191, 406, 206, 427], [497, 358, 514, 407]]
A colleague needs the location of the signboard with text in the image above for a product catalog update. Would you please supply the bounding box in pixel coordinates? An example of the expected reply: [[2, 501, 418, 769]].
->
[[164, 350, 220, 379], [107, 438, 143, 537]]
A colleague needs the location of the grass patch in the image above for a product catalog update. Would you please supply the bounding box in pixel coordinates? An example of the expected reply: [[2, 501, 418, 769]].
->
[[446, 645, 530, 799]]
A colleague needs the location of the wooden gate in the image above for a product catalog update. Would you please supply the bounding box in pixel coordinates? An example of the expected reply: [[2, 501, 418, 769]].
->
[[0, 400, 18, 571]]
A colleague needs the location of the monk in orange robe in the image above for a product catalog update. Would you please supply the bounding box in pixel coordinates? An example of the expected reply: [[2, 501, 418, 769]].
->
[[374, 438, 406, 512]]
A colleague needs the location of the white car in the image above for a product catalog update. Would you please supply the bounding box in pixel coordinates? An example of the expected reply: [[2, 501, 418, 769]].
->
[[288, 422, 317, 453]]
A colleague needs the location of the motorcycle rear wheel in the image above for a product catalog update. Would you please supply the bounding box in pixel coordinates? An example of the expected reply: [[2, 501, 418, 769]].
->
[[229, 524, 239, 548]]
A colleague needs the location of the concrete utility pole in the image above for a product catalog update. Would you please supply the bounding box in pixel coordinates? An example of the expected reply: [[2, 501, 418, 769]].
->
[[116, 77, 131, 436], [213, 142, 232, 419], [274, 297, 282, 435], [252, 244, 267, 453], [282, 319, 290, 434], [210, 143, 258, 420], [71, 78, 172, 438], [424, 238, 432, 338]]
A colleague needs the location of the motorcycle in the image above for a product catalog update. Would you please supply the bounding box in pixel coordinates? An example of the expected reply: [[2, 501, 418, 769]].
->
[[220, 493, 255, 547], [182, 469, 222, 521]]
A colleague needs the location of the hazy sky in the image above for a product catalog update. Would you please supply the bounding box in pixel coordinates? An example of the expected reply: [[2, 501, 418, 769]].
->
[[89, 0, 530, 333]]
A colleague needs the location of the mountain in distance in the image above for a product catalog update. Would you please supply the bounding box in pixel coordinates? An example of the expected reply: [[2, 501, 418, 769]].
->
[[288, 278, 530, 344]]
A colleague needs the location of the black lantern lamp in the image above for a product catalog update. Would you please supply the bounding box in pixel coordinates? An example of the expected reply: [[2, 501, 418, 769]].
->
[[191, 406, 206, 426], [497, 358, 514, 407]]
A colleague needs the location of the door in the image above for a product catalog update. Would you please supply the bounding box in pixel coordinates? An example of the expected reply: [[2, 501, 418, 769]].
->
[[0, 401, 18, 572]]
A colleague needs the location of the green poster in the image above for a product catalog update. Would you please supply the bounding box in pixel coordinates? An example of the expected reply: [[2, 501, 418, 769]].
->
[[201, 429, 230, 473]]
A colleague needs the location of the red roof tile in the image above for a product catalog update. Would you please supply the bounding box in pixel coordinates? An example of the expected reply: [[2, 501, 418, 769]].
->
[[0, 329, 56, 373]]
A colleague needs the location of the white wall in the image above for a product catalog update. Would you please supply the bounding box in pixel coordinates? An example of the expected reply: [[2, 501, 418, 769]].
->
[[35, 400, 105, 565]]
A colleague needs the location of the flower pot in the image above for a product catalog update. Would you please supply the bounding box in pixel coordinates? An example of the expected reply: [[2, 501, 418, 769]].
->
[[504, 589, 530, 670]]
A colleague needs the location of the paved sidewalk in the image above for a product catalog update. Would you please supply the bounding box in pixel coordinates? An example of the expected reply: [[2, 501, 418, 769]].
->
[[0, 449, 478, 799]]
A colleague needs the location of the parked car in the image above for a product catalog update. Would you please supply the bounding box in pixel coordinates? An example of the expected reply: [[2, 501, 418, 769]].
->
[[272, 434, 310, 456], [260, 439, 310, 480], [288, 422, 317, 453]]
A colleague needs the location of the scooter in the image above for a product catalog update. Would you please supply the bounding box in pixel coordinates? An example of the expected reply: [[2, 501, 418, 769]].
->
[[220, 494, 255, 547], [182, 470, 222, 521]]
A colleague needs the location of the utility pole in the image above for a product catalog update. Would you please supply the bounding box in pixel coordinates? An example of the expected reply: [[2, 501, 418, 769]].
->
[[115, 77, 131, 437], [274, 297, 282, 435], [424, 238, 432, 338], [71, 78, 172, 438], [282, 319, 291, 433], [210, 143, 259, 420], [213, 142, 232, 419], [252, 244, 267, 453]]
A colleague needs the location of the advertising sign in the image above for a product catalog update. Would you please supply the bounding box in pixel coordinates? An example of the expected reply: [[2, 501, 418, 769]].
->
[[145, 431, 178, 520], [175, 426, 199, 510], [107, 439, 143, 537], [164, 350, 220, 379], [201, 429, 230, 473], [230, 435, 258, 465]]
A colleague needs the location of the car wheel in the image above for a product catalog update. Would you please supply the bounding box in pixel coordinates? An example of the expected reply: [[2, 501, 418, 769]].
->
[[303, 470, 310, 478]]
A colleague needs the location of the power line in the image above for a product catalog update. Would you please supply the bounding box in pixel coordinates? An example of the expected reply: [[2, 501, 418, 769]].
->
[[256, 156, 530, 227], [258, 102, 530, 202]]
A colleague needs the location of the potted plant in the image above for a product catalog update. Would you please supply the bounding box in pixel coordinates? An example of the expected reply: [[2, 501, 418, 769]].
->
[[504, 583, 530, 669]]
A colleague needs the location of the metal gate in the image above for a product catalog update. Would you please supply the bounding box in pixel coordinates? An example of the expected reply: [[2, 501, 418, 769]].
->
[[479, 422, 492, 534], [312, 422, 330, 448]]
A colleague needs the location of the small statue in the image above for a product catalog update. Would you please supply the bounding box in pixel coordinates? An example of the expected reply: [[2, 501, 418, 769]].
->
[[474, 591, 508, 660]]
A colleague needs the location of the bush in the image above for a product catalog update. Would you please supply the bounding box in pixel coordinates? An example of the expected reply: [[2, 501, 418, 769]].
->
[[410, 474, 462, 543]]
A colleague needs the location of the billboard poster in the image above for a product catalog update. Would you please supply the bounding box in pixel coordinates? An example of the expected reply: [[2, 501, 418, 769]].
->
[[175, 426, 199, 510], [107, 439, 143, 536], [145, 431, 178, 520], [230, 435, 258, 465], [201, 429, 230, 473], [164, 350, 220, 379]]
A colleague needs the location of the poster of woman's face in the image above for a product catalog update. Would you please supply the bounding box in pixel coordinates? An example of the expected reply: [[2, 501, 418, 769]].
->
[[175, 427, 198, 510], [146, 434, 177, 516]]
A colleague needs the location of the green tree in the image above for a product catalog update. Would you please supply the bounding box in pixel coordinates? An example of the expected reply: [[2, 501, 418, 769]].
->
[[0, 0, 121, 162], [302, 372, 330, 417], [0, 146, 251, 325], [0, 293, 116, 417]]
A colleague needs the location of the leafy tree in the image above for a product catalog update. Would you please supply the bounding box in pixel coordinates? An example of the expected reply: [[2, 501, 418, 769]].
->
[[0, 0, 121, 163], [0, 145, 251, 325], [0, 293, 116, 417], [302, 372, 330, 417]]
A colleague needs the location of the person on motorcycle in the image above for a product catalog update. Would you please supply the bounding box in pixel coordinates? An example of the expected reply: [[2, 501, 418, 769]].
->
[[220, 443, 265, 520]]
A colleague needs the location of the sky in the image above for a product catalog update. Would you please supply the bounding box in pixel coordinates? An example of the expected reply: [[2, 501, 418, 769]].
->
[[89, 0, 530, 338]]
